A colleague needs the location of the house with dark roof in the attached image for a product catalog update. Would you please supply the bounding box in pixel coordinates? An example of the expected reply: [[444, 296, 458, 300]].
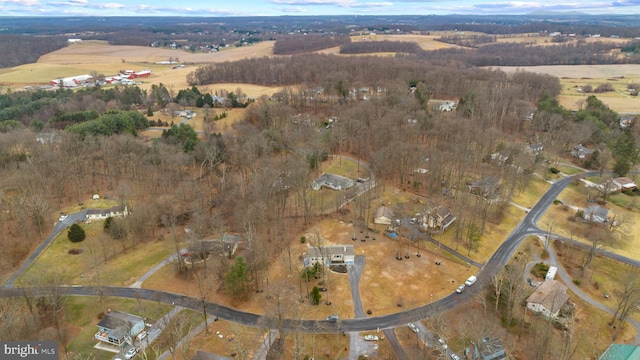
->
[[599, 343, 640, 360], [86, 205, 129, 221], [311, 173, 355, 191], [303, 245, 355, 267], [525, 142, 544, 155], [422, 206, 456, 233], [95, 311, 145, 347], [571, 144, 596, 159], [526, 280, 570, 320], [465, 337, 507, 360], [469, 176, 500, 198]]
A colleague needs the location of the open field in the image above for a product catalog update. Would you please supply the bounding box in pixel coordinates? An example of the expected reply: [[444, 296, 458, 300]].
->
[[494, 64, 640, 112]]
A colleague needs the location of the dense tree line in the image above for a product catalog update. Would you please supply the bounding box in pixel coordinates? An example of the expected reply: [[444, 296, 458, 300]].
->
[[339, 40, 421, 54], [273, 35, 350, 55], [436, 34, 497, 48], [65, 110, 149, 138], [419, 41, 639, 66], [0, 35, 66, 68]]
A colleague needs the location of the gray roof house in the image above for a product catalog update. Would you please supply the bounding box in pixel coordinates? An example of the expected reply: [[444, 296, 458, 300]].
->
[[583, 205, 609, 224], [311, 173, 355, 191], [469, 176, 500, 198], [374, 206, 394, 225], [526, 280, 570, 320], [304, 245, 355, 267], [571, 144, 596, 159], [422, 207, 456, 233], [525, 142, 544, 155], [95, 311, 145, 346], [86, 205, 129, 221], [465, 337, 507, 360]]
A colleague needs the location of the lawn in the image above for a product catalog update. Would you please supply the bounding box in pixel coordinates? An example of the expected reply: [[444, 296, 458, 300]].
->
[[322, 156, 370, 181], [19, 220, 173, 287], [63, 296, 172, 360], [510, 177, 551, 209]]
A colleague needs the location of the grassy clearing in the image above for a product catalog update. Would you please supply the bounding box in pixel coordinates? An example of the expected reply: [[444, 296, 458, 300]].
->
[[556, 164, 584, 175], [189, 322, 268, 360], [20, 221, 173, 287], [322, 156, 370, 180], [510, 177, 551, 209]]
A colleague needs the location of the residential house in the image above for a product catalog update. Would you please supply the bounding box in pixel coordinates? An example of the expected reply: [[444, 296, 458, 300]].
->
[[36, 132, 59, 144], [374, 206, 394, 225], [490, 150, 512, 165], [304, 245, 355, 267], [526, 280, 570, 320], [465, 337, 507, 360], [182, 234, 243, 263], [422, 207, 456, 232], [599, 343, 640, 360], [583, 205, 609, 224], [311, 174, 355, 191], [571, 144, 596, 159], [619, 115, 635, 129], [469, 176, 500, 198], [86, 205, 129, 221], [525, 142, 544, 155], [95, 311, 145, 347], [612, 177, 637, 192]]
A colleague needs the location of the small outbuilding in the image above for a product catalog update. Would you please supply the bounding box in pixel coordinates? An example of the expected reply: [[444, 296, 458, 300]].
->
[[92, 194, 100, 200]]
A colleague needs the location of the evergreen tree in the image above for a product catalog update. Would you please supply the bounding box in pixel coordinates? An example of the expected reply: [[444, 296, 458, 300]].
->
[[310, 286, 322, 305], [68, 223, 86, 243], [225, 256, 248, 298]]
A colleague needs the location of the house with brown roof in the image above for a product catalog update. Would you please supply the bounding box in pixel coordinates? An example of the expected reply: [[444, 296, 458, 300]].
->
[[526, 280, 570, 320], [374, 206, 394, 225], [612, 177, 637, 192]]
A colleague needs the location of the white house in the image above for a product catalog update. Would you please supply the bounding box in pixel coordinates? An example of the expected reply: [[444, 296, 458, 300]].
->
[[526, 280, 569, 320], [304, 245, 355, 267], [86, 205, 129, 221], [583, 205, 609, 224]]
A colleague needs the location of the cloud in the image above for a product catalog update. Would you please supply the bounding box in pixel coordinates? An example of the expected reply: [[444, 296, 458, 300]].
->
[[0, 0, 39, 5], [279, 6, 309, 12], [271, 0, 355, 5]]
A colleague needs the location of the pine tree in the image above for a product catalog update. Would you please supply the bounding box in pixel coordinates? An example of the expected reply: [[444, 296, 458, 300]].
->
[[68, 223, 86, 243]]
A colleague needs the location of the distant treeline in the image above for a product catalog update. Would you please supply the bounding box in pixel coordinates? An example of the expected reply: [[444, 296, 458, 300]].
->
[[418, 41, 640, 66], [0, 35, 67, 68], [339, 40, 421, 54], [273, 35, 350, 55], [436, 35, 497, 48], [186, 53, 560, 102]]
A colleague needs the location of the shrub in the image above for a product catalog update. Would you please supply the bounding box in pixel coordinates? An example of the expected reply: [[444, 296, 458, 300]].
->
[[573, 279, 581, 286], [550, 167, 560, 174], [300, 236, 306, 244]]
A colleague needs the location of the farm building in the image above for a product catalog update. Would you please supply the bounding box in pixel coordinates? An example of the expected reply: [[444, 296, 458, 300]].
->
[[50, 74, 93, 88]]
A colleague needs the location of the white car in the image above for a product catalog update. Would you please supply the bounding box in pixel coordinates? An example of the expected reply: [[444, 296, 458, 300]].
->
[[456, 284, 465, 294], [364, 335, 379, 341], [451, 354, 461, 360], [136, 331, 147, 341], [58, 214, 68, 222], [124, 347, 137, 359], [438, 338, 448, 349], [408, 323, 419, 333], [465, 275, 477, 286]]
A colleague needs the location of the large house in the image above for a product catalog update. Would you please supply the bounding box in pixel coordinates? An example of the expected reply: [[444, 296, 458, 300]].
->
[[86, 205, 129, 221], [422, 207, 456, 232], [526, 280, 570, 320], [95, 311, 145, 347], [311, 173, 355, 191], [469, 176, 500, 198], [374, 206, 394, 225], [612, 177, 637, 192], [303, 245, 355, 267]]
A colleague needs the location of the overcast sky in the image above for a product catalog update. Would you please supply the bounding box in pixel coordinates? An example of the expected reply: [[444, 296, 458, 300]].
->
[[2, 0, 640, 16]]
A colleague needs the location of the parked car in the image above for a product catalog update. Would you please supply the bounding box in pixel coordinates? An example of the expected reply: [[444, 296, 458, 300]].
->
[[438, 338, 448, 349], [409, 217, 417, 225], [326, 315, 339, 322], [465, 275, 477, 286], [451, 354, 461, 360], [407, 323, 419, 333], [395, 219, 402, 226], [124, 347, 138, 359], [58, 214, 68, 222], [455, 284, 465, 294], [136, 331, 147, 341], [527, 277, 537, 287], [364, 335, 379, 341]]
